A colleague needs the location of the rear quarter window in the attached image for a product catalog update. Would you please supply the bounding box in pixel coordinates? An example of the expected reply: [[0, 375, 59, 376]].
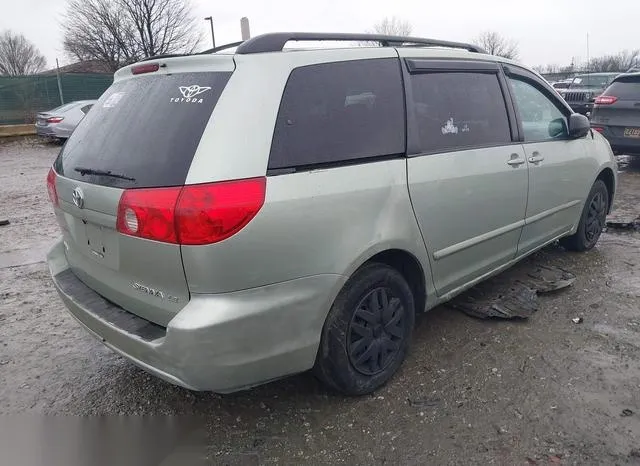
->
[[268, 58, 406, 170], [54, 72, 231, 188]]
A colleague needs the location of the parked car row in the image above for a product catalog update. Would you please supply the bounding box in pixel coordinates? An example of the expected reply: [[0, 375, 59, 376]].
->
[[547, 71, 640, 156]]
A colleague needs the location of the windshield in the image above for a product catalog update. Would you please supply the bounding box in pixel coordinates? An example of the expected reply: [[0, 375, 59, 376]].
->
[[570, 74, 617, 89], [54, 71, 232, 188]]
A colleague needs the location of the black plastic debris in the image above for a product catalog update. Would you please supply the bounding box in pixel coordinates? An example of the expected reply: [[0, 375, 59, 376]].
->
[[526, 265, 576, 294], [606, 213, 640, 230], [621, 409, 634, 417], [448, 282, 538, 319], [407, 397, 440, 408], [449, 264, 576, 320], [0, 219, 9, 227]]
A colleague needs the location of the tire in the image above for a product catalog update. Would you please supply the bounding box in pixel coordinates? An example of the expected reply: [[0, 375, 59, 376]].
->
[[561, 179, 609, 252], [314, 262, 415, 395]]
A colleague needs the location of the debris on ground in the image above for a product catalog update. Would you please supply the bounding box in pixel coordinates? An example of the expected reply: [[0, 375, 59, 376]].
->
[[449, 264, 575, 319], [448, 282, 538, 319], [0, 219, 9, 226], [406, 397, 440, 408], [606, 213, 640, 230], [526, 265, 576, 294], [630, 448, 640, 458], [621, 409, 634, 417], [572, 317, 584, 324]]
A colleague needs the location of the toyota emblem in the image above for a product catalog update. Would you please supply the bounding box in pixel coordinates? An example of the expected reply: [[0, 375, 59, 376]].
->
[[72, 187, 84, 209]]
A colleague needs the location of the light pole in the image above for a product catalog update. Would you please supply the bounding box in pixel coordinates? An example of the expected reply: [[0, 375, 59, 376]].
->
[[204, 16, 215, 48]]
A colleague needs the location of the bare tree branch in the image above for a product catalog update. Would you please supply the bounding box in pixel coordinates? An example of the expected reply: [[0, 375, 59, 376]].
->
[[0, 31, 46, 75], [587, 50, 640, 72], [62, 0, 202, 72], [473, 31, 519, 60], [369, 17, 413, 37]]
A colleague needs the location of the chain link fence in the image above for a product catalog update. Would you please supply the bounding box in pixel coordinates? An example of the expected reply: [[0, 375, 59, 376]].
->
[[0, 74, 113, 125]]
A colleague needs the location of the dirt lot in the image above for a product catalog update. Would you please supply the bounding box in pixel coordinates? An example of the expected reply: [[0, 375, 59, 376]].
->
[[1, 137, 639, 465]]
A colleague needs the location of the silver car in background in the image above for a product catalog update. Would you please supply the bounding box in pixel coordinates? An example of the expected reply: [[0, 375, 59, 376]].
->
[[35, 100, 96, 140]]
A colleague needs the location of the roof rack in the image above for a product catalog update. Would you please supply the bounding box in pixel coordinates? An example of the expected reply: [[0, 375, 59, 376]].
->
[[235, 32, 485, 55]]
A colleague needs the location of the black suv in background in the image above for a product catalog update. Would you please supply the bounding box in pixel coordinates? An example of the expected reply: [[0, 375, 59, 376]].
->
[[561, 72, 619, 115], [591, 73, 640, 155]]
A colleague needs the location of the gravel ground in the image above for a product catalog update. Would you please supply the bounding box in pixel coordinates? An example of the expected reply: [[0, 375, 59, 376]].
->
[[1, 137, 639, 465]]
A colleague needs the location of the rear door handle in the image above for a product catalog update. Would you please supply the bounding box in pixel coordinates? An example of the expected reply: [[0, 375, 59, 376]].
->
[[507, 154, 526, 167], [528, 152, 544, 164]]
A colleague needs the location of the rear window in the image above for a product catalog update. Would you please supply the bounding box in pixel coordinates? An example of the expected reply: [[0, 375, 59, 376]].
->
[[409, 72, 511, 153], [604, 76, 640, 100], [48, 102, 78, 113], [268, 58, 405, 170], [54, 72, 231, 188]]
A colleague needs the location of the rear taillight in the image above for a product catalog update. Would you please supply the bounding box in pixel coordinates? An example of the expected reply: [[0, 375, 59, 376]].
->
[[591, 126, 604, 133], [116, 178, 266, 245], [132, 63, 160, 75], [594, 95, 618, 105], [47, 168, 58, 206], [46, 116, 64, 123]]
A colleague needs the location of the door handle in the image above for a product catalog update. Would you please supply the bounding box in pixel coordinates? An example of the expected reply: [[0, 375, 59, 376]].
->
[[528, 152, 544, 164], [507, 153, 526, 167]]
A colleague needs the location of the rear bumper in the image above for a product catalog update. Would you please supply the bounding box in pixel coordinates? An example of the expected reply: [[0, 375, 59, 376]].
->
[[47, 240, 341, 392], [35, 125, 57, 137], [596, 128, 640, 155]]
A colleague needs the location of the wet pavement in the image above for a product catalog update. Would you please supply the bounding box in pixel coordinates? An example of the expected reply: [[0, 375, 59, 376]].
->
[[1, 137, 639, 465]]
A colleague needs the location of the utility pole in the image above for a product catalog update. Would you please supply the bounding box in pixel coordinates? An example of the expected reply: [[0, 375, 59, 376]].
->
[[586, 33, 590, 73], [55, 58, 64, 105], [240, 17, 251, 40], [204, 17, 216, 48]]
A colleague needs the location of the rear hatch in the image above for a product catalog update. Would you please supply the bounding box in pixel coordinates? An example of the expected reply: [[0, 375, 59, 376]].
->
[[592, 75, 640, 137], [50, 57, 234, 326]]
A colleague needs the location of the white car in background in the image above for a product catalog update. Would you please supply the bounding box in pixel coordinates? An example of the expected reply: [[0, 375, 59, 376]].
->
[[35, 100, 96, 140]]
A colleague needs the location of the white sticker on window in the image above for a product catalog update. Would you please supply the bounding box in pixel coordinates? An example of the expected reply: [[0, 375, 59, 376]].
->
[[441, 118, 459, 135], [103, 92, 125, 108]]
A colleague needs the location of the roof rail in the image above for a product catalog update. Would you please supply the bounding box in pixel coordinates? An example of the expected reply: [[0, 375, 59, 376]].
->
[[235, 32, 485, 55]]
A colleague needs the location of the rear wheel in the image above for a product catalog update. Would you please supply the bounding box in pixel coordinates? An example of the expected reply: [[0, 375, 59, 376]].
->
[[561, 179, 609, 252], [314, 263, 415, 395]]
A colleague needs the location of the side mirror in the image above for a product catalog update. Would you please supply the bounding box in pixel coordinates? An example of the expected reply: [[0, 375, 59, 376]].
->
[[568, 113, 590, 138]]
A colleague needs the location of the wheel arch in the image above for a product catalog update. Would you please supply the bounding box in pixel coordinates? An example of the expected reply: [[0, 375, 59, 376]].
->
[[357, 248, 428, 315], [595, 167, 615, 213]]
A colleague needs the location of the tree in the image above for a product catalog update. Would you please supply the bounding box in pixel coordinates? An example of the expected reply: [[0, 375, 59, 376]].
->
[[370, 17, 413, 37], [473, 31, 519, 60], [587, 50, 640, 72], [62, 0, 202, 72], [0, 31, 46, 75]]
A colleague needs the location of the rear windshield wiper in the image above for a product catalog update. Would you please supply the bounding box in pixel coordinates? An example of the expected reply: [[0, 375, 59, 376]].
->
[[74, 166, 136, 181]]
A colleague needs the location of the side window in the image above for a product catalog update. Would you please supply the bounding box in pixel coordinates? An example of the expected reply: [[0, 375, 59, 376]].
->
[[508, 78, 568, 142], [410, 72, 511, 153], [269, 59, 405, 170], [80, 104, 93, 115]]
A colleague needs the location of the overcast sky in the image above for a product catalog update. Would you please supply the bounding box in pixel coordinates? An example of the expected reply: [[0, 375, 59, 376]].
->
[[1, 0, 638, 70]]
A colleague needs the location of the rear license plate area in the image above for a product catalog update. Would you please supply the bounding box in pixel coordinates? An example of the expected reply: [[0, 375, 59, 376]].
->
[[623, 127, 640, 138], [85, 222, 106, 260]]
